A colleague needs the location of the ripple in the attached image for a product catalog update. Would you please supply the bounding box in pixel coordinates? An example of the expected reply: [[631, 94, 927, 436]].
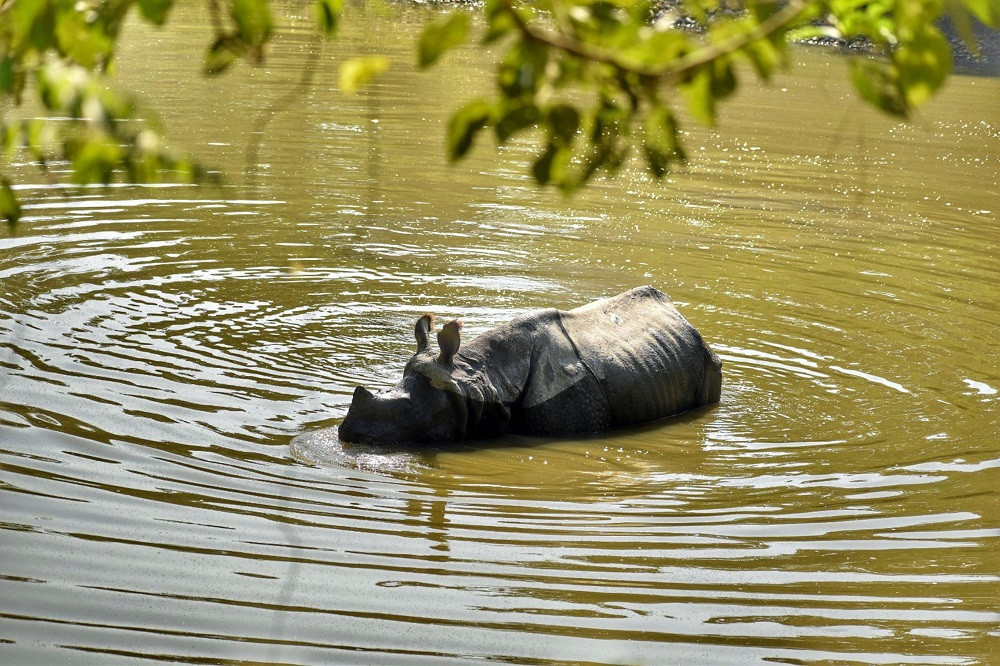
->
[[2, 5, 999, 664]]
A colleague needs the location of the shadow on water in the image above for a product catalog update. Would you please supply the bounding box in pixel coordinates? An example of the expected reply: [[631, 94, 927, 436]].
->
[[291, 402, 720, 474], [290, 402, 767, 507]]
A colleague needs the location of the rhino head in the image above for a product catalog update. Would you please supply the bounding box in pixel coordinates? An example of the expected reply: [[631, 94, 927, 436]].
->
[[339, 315, 469, 446]]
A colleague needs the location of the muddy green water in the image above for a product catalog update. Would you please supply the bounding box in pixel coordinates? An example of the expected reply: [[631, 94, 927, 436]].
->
[[2, 3, 999, 664]]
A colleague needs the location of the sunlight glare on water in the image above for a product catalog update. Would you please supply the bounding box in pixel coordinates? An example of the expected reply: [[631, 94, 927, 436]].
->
[[1, 2, 999, 664]]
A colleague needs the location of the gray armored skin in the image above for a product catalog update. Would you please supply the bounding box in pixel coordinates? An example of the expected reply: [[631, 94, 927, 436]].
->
[[339, 286, 722, 446]]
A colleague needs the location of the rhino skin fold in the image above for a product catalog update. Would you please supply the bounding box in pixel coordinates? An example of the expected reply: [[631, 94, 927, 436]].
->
[[339, 286, 722, 446]]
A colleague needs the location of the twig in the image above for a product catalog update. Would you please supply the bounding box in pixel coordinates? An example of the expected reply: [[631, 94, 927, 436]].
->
[[244, 32, 324, 195], [502, 0, 810, 82], [207, 0, 225, 36]]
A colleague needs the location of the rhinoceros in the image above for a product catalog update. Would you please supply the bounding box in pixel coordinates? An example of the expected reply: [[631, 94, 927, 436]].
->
[[339, 286, 722, 446]]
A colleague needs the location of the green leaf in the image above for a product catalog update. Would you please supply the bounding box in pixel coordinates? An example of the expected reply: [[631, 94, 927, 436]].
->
[[945, 0, 981, 56], [21, 119, 49, 161], [850, 58, 907, 117], [710, 57, 737, 99], [747, 0, 782, 23], [744, 36, 784, 81], [0, 57, 13, 93], [895, 24, 952, 106], [643, 105, 685, 179], [589, 99, 627, 143], [138, 0, 174, 25], [418, 12, 470, 68], [315, 0, 344, 36], [547, 104, 580, 146], [959, 0, 1000, 27], [0, 123, 19, 158], [830, 0, 880, 17], [681, 66, 715, 124], [0, 55, 26, 102], [484, 0, 516, 44], [498, 39, 549, 97], [447, 99, 493, 161], [1, 178, 22, 227], [204, 38, 238, 76], [531, 142, 570, 186], [338, 56, 390, 93], [36, 60, 86, 112], [643, 144, 667, 179], [580, 141, 630, 183], [627, 30, 692, 68], [70, 138, 123, 185], [681, 55, 737, 125], [3, 0, 51, 54], [230, 0, 273, 47], [495, 101, 541, 143], [570, 1, 632, 42], [55, 10, 114, 69]]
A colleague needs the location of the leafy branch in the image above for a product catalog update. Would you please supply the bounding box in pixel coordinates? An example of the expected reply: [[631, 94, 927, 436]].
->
[[421, 0, 818, 192], [1, 0, 998, 226], [501, 0, 812, 82], [419, 0, 996, 192]]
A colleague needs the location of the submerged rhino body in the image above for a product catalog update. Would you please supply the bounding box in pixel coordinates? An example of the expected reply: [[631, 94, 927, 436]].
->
[[339, 286, 722, 446]]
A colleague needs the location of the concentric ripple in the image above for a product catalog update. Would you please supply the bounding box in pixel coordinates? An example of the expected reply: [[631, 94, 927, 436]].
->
[[2, 3, 999, 664]]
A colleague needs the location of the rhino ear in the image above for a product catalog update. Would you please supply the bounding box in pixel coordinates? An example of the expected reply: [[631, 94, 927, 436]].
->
[[414, 313, 435, 352], [437, 320, 462, 367]]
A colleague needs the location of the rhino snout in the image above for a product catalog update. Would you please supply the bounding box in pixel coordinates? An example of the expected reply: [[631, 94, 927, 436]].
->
[[341, 385, 417, 446], [340, 386, 380, 444]]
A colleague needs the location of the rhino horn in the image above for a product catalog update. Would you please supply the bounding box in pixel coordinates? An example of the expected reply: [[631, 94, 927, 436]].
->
[[437, 320, 462, 367], [351, 385, 376, 407], [414, 313, 435, 352]]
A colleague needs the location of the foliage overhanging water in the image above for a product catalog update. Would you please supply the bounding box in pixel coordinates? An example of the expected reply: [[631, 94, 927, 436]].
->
[[1, 3, 998, 664]]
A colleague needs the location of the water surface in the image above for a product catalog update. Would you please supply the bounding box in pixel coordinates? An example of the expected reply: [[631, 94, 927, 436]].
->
[[1, 3, 999, 664]]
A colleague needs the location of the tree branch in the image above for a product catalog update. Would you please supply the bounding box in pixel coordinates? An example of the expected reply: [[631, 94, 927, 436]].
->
[[502, 0, 811, 82], [207, 0, 225, 36], [666, 0, 810, 80], [244, 32, 324, 195]]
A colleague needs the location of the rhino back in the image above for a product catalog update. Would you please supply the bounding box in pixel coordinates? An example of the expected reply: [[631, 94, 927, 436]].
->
[[460, 308, 614, 436], [560, 286, 719, 426], [454, 286, 720, 437]]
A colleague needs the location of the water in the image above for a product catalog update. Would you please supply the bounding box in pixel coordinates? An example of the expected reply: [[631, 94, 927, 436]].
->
[[2, 3, 999, 664]]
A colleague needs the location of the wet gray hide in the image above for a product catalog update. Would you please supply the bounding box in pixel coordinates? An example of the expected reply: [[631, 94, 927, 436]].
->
[[338, 286, 722, 446]]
